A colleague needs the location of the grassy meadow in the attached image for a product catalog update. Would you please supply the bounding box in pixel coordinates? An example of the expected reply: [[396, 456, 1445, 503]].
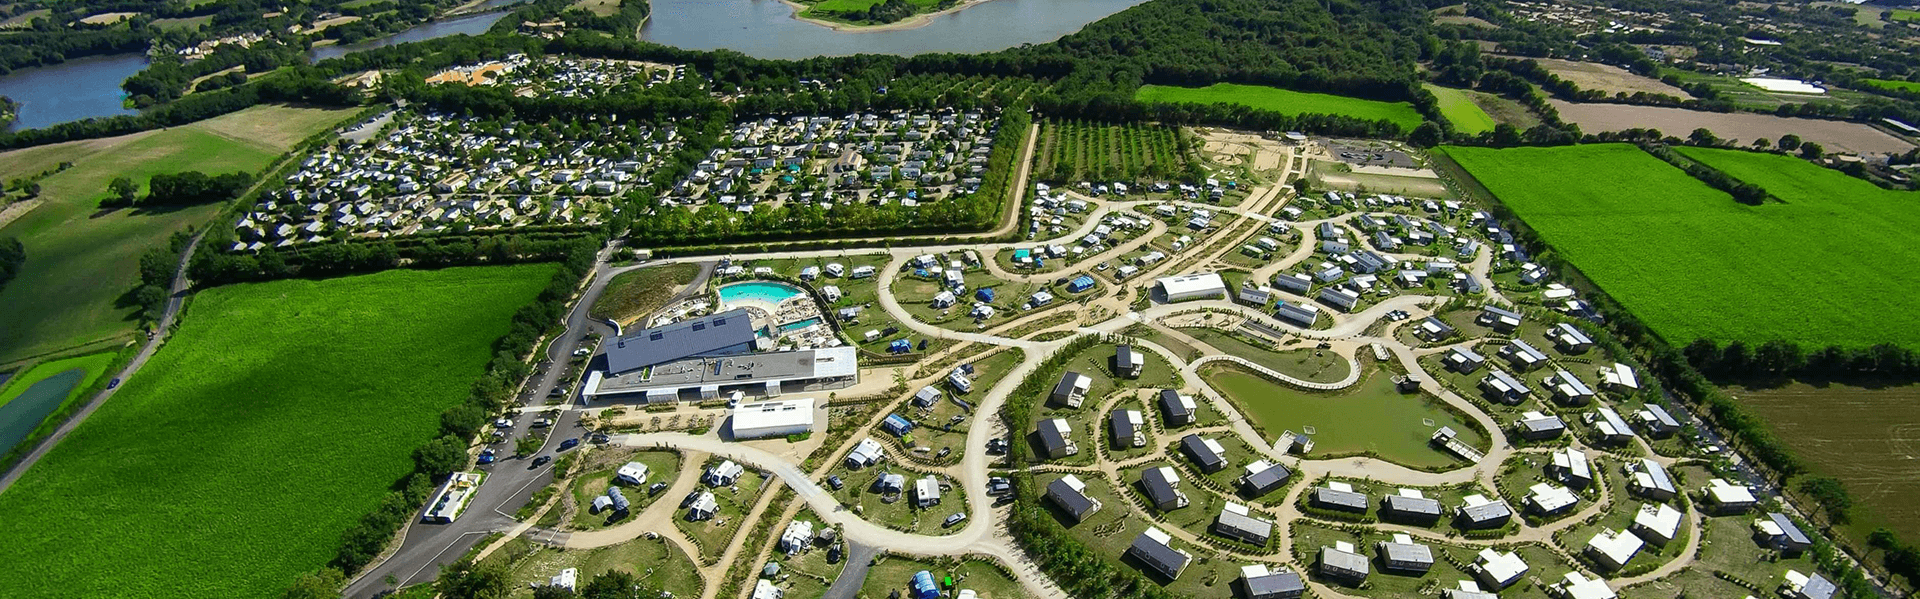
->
[[589, 263, 702, 326], [1731, 381, 1920, 541], [1201, 364, 1485, 469], [1135, 83, 1425, 131], [1424, 84, 1497, 134], [0, 264, 556, 599], [1859, 78, 1920, 94], [1442, 143, 1920, 349], [0, 104, 361, 365]]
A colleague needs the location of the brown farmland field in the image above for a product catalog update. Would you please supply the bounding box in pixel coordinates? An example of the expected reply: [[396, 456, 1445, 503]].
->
[[1521, 57, 1694, 98], [1549, 100, 1918, 154], [1730, 382, 1920, 540]]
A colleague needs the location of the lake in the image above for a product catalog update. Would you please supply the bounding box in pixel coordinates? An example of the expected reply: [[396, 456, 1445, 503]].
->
[[0, 53, 146, 131], [309, 10, 521, 62], [638, 0, 1150, 59], [0, 368, 85, 457]]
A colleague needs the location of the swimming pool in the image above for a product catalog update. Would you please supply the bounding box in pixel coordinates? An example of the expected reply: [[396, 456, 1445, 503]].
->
[[718, 281, 807, 307], [779, 317, 823, 332]]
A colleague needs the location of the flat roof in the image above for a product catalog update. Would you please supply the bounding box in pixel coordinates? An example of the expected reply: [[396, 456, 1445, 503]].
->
[[605, 308, 758, 374], [592, 346, 857, 396], [1157, 272, 1226, 295], [731, 397, 816, 431]]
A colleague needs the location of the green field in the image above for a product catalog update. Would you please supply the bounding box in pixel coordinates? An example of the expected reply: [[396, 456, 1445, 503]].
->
[[1443, 143, 1920, 349], [1859, 78, 1920, 94], [0, 264, 556, 599], [1200, 364, 1485, 469], [590, 263, 702, 326], [1893, 8, 1920, 22], [1423, 84, 1497, 134], [1136, 82, 1426, 131], [799, 0, 941, 23], [0, 105, 361, 365]]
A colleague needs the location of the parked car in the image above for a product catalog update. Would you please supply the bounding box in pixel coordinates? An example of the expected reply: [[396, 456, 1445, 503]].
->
[[493, 418, 513, 429], [530, 456, 552, 469], [943, 513, 968, 528], [825, 475, 844, 490], [531, 418, 554, 428], [558, 438, 580, 451], [478, 449, 496, 464]]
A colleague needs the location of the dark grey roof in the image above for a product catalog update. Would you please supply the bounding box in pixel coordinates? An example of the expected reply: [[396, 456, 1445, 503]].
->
[[1482, 306, 1523, 321], [1770, 512, 1812, 547], [1046, 479, 1098, 521], [1382, 494, 1443, 516], [1313, 487, 1369, 511], [1051, 371, 1085, 399], [1244, 570, 1305, 598], [1036, 420, 1071, 455], [1180, 434, 1225, 470], [1140, 467, 1182, 507], [1127, 532, 1190, 578], [606, 308, 757, 374], [1158, 389, 1191, 418], [1519, 415, 1566, 433], [1243, 462, 1292, 492], [1116, 345, 1138, 366], [1110, 411, 1137, 441], [1214, 509, 1273, 544], [1459, 500, 1513, 523]]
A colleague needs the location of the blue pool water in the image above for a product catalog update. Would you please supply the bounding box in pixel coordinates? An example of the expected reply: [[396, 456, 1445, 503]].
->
[[719, 281, 806, 306], [779, 317, 823, 332]]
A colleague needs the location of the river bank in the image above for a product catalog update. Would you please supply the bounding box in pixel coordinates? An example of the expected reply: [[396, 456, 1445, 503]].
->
[[777, 0, 999, 33]]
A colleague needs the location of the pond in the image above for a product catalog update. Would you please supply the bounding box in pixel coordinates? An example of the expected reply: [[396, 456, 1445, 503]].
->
[[1202, 364, 1487, 470], [0, 368, 86, 457], [0, 53, 146, 131], [638, 0, 1151, 59]]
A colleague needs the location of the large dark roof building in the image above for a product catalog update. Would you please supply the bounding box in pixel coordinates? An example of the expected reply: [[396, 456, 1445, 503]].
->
[[605, 308, 758, 374]]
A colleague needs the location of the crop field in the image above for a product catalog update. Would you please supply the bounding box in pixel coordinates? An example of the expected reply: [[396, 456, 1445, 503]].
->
[[0, 104, 362, 365], [1521, 57, 1693, 98], [1859, 78, 1920, 94], [1200, 364, 1485, 469], [1424, 84, 1497, 134], [1442, 143, 1920, 349], [0, 264, 556, 599], [1731, 382, 1920, 540], [876, 73, 1051, 107], [1032, 119, 1193, 183], [1135, 82, 1425, 131]]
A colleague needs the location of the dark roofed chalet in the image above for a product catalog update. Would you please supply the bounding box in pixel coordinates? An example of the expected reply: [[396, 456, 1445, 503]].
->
[[605, 308, 758, 375]]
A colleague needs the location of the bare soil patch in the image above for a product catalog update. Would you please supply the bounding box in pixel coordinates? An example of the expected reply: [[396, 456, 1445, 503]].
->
[[1516, 57, 1694, 99], [1549, 100, 1918, 155]]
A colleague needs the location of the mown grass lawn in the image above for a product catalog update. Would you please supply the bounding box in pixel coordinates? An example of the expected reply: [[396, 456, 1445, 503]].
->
[[1859, 78, 1920, 93], [1201, 364, 1484, 469], [0, 264, 556, 599], [1443, 143, 1920, 349], [1423, 84, 1498, 134], [1136, 83, 1425, 132], [0, 104, 362, 364]]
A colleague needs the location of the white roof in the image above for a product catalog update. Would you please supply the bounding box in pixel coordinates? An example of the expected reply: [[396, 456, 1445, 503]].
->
[[731, 397, 817, 432], [616, 461, 649, 483], [1708, 478, 1757, 504], [810, 346, 859, 378], [1588, 528, 1644, 566], [550, 568, 579, 591], [1157, 272, 1227, 295], [1558, 572, 1617, 599], [1475, 548, 1527, 582], [1634, 503, 1683, 540], [1528, 483, 1578, 512]]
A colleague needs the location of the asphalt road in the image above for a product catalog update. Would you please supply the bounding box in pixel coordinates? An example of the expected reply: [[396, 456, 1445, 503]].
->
[[821, 539, 880, 599], [0, 233, 202, 494], [344, 247, 717, 597]]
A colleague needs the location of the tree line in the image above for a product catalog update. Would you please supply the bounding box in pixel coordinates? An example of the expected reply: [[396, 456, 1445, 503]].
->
[[103, 170, 254, 209], [0, 237, 22, 294]]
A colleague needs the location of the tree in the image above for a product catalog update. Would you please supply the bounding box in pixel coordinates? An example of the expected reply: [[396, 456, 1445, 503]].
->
[[109, 176, 137, 205], [413, 435, 469, 479], [280, 568, 345, 599], [580, 571, 658, 599], [0, 236, 22, 292], [1688, 128, 1719, 146], [1751, 138, 1770, 150], [1778, 134, 1802, 152], [533, 585, 578, 599], [1408, 121, 1443, 147], [1799, 142, 1824, 159], [1798, 476, 1853, 524], [437, 560, 512, 599]]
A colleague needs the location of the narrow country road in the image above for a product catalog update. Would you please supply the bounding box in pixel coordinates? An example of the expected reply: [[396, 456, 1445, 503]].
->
[[0, 232, 203, 494]]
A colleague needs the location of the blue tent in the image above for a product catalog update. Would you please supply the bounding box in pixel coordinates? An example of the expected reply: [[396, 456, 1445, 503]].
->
[[975, 288, 996, 302], [911, 571, 939, 599], [1067, 275, 1096, 293], [889, 339, 912, 353]]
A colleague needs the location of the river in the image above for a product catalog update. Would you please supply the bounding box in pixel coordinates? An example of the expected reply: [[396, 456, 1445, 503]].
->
[[308, 9, 523, 62], [0, 53, 146, 131], [638, 0, 1148, 59]]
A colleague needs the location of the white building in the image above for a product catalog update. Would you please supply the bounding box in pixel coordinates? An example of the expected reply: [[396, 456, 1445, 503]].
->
[[615, 461, 650, 486], [1585, 528, 1644, 570], [1157, 273, 1228, 302], [729, 397, 817, 440], [1470, 548, 1527, 589]]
